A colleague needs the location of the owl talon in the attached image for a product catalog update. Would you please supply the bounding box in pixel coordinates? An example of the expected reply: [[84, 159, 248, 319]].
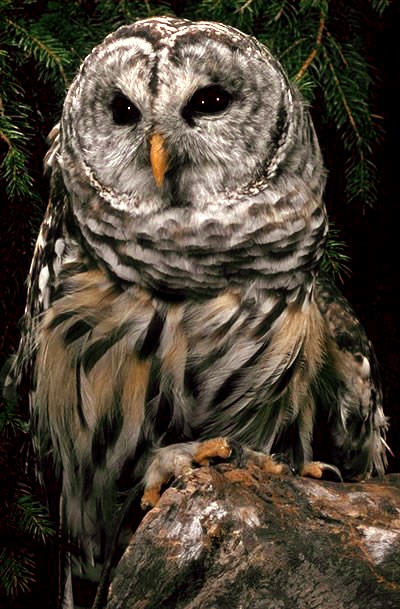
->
[[193, 437, 232, 466], [243, 449, 294, 476], [141, 438, 234, 510], [141, 486, 163, 511], [301, 461, 343, 482]]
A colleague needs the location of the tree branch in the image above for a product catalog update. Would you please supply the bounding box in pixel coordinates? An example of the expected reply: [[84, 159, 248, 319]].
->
[[294, 14, 325, 81]]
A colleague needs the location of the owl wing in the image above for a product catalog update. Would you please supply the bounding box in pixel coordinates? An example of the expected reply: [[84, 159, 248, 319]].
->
[[314, 274, 388, 480], [1, 126, 91, 609], [3, 125, 69, 401], [2, 125, 79, 478]]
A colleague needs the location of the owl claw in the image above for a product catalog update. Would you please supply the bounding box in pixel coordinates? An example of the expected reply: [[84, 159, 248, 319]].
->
[[301, 461, 343, 482], [141, 445, 344, 510], [192, 437, 232, 466], [141, 486, 163, 511], [141, 438, 233, 510], [242, 448, 294, 476]]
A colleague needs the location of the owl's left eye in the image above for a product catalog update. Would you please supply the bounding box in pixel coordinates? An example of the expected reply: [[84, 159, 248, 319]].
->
[[111, 94, 141, 125], [183, 85, 232, 119]]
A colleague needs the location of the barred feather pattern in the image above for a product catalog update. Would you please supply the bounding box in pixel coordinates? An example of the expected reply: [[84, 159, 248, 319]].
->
[[3, 16, 388, 607]]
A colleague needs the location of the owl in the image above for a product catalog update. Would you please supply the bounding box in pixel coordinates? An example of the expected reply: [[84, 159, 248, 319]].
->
[[3, 16, 388, 609]]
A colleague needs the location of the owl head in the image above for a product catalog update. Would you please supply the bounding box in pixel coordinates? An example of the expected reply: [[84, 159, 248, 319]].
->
[[54, 17, 327, 298]]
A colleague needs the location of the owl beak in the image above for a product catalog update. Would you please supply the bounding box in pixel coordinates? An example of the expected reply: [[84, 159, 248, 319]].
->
[[149, 133, 169, 188]]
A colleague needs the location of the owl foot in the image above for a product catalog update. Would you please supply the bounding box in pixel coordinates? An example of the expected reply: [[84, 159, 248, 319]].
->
[[301, 461, 343, 482], [141, 438, 232, 510], [242, 451, 343, 482], [193, 437, 233, 465], [242, 448, 295, 476]]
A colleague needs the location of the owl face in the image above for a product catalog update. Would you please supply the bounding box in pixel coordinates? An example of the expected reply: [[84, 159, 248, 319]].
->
[[61, 18, 293, 212], [58, 17, 326, 297]]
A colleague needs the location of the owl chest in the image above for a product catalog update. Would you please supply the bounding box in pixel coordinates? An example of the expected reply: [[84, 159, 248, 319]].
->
[[34, 268, 322, 470]]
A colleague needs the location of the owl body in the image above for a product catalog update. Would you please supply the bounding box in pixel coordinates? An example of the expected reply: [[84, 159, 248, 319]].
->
[[3, 16, 388, 607]]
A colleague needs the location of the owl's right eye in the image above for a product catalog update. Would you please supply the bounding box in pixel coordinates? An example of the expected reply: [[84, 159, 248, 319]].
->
[[111, 94, 141, 125]]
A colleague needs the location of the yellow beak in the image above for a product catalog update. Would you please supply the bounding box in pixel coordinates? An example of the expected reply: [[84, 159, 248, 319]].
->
[[149, 133, 169, 188]]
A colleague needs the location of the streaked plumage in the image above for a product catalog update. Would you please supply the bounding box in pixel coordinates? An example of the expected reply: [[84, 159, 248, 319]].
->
[[3, 16, 388, 608]]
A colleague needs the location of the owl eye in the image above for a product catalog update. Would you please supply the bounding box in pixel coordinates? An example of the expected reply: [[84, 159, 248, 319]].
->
[[184, 85, 232, 118], [111, 94, 141, 125]]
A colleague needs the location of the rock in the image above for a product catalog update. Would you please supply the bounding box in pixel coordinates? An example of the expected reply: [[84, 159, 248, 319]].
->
[[107, 466, 400, 609]]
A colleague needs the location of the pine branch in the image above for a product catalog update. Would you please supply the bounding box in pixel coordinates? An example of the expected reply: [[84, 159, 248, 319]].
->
[[0, 113, 36, 200], [0, 549, 36, 599], [369, 0, 390, 15], [14, 493, 56, 544], [323, 48, 361, 142], [321, 226, 351, 282], [5, 18, 70, 86], [236, 0, 256, 14], [294, 12, 325, 81], [319, 37, 378, 206], [0, 401, 28, 438]]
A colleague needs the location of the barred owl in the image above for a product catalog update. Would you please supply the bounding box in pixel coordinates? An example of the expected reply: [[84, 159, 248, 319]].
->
[[3, 16, 388, 608]]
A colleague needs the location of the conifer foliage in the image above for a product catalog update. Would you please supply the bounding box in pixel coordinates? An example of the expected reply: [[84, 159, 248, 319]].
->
[[0, 0, 389, 605]]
